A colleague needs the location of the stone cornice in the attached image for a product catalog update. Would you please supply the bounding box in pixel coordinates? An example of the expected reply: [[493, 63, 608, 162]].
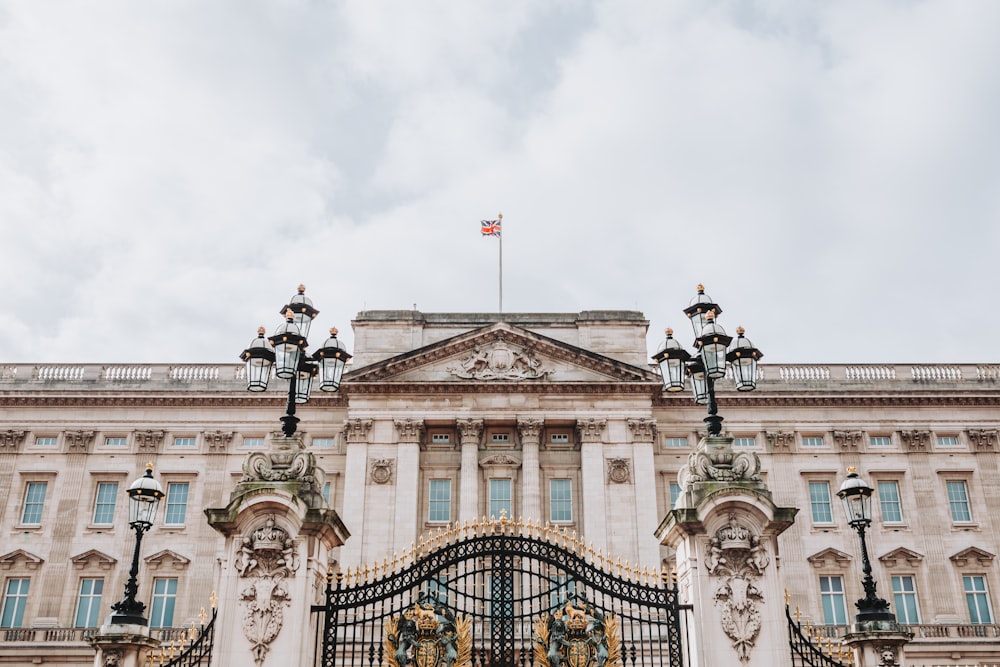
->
[[345, 381, 659, 395], [0, 394, 348, 408], [654, 392, 1000, 408]]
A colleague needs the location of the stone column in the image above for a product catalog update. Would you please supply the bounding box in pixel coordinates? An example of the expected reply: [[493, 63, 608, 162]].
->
[[517, 418, 543, 522], [340, 419, 372, 567], [658, 435, 798, 667], [394, 419, 425, 548], [88, 628, 159, 667], [457, 419, 483, 522], [627, 418, 660, 569], [577, 418, 607, 554], [206, 434, 350, 667], [842, 624, 912, 667]]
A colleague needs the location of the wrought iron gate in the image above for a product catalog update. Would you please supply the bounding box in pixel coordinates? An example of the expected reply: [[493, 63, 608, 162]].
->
[[314, 518, 688, 666]]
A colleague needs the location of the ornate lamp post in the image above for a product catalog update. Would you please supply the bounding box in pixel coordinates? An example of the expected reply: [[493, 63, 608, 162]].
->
[[109, 464, 164, 625], [652, 284, 763, 435], [240, 285, 351, 437], [837, 467, 896, 622]]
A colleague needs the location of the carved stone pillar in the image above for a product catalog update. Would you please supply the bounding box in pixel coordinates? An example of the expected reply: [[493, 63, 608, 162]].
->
[[658, 435, 798, 667], [340, 419, 372, 567], [457, 419, 484, 522], [577, 418, 607, 554], [842, 625, 912, 667], [87, 627, 159, 667], [627, 418, 660, 569], [206, 434, 350, 667], [517, 418, 543, 522], [394, 419, 425, 547]]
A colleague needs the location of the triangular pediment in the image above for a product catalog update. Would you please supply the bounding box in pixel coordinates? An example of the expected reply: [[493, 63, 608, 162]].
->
[[806, 548, 852, 568], [144, 549, 190, 570], [345, 322, 658, 386], [0, 549, 44, 570], [878, 547, 923, 568], [950, 546, 995, 567], [70, 549, 117, 570]]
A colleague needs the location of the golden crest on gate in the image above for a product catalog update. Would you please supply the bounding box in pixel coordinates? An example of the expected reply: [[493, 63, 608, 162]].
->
[[384, 596, 471, 667], [533, 596, 622, 667]]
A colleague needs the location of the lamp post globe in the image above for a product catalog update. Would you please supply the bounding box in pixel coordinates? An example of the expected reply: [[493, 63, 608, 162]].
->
[[652, 328, 690, 393], [837, 468, 895, 623], [109, 465, 164, 626]]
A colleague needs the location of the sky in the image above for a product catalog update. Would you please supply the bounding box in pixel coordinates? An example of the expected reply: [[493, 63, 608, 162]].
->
[[2, 1, 998, 365]]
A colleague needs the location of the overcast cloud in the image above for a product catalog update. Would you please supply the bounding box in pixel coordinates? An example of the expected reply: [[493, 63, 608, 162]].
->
[[1, 1, 998, 364]]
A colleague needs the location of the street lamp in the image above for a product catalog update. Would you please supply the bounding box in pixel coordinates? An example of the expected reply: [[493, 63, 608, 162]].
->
[[109, 464, 164, 626], [837, 467, 895, 622], [652, 285, 763, 435], [240, 285, 352, 437]]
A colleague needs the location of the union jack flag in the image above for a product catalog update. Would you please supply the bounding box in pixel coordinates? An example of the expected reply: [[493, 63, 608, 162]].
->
[[481, 219, 501, 237]]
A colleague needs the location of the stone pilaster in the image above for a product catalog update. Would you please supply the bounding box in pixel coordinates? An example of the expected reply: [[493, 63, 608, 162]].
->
[[394, 419, 424, 548], [577, 418, 607, 553], [627, 418, 660, 569], [457, 419, 483, 522], [340, 419, 372, 567], [842, 623, 912, 667], [87, 627, 159, 667], [517, 418, 543, 522]]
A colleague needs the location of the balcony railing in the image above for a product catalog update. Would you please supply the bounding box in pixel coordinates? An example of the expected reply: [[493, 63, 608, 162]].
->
[[0, 627, 188, 643], [813, 623, 1000, 640]]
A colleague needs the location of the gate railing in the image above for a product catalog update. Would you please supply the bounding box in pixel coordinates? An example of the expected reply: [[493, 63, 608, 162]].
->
[[146, 601, 217, 667], [787, 602, 852, 667]]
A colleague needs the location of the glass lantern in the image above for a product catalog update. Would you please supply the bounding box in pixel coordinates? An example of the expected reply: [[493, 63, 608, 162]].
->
[[281, 285, 319, 340], [269, 311, 306, 379], [126, 465, 165, 527], [727, 326, 762, 391], [682, 284, 722, 339], [314, 328, 352, 392], [652, 328, 691, 392], [695, 312, 732, 380], [687, 358, 709, 405], [240, 327, 275, 391], [837, 467, 873, 526]]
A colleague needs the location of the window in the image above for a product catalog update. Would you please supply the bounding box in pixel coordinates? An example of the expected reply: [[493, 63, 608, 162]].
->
[[75, 578, 104, 628], [733, 437, 756, 448], [173, 437, 196, 447], [0, 579, 30, 628], [876, 481, 903, 524], [946, 481, 972, 522], [428, 479, 451, 523], [964, 575, 993, 624], [93, 482, 119, 525], [669, 482, 682, 509], [809, 482, 834, 524], [549, 480, 572, 522], [312, 437, 336, 448], [664, 437, 688, 448], [869, 435, 892, 447], [490, 433, 510, 444], [937, 435, 960, 447], [104, 437, 127, 447], [550, 433, 570, 445], [21, 482, 47, 525], [549, 575, 575, 608], [34, 436, 57, 447], [425, 576, 450, 604], [819, 576, 847, 625], [891, 576, 919, 624], [322, 482, 331, 505], [243, 437, 265, 448], [489, 479, 512, 519], [431, 434, 451, 445], [149, 578, 177, 628], [801, 436, 824, 448], [164, 483, 189, 526]]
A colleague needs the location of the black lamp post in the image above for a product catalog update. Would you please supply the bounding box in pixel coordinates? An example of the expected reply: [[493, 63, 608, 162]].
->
[[240, 285, 352, 437], [652, 285, 763, 435], [109, 464, 164, 625], [837, 467, 896, 622]]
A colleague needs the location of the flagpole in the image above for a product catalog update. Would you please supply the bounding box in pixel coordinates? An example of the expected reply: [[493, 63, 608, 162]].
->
[[498, 212, 503, 313]]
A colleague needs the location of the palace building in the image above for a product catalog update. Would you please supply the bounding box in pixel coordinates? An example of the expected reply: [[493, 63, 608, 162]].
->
[[0, 309, 998, 666]]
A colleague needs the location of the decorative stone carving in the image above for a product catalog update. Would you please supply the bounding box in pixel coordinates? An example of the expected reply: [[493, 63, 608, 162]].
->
[[344, 418, 373, 443], [765, 431, 794, 450], [832, 431, 863, 451], [242, 437, 319, 492], [64, 430, 95, 453], [480, 454, 521, 468], [103, 649, 123, 667], [394, 419, 425, 444], [0, 430, 26, 449], [968, 429, 999, 452], [134, 430, 165, 452], [448, 336, 552, 380], [384, 594, 473, 667], [899, 430, 930, 452], [456, 419, 484, 446], [876, 645, 900, 667], [235, 517, 300, 666], [627, 418, 657, 443], [533, 595, 621, 667], [705, 514, 770, 662], [370, 458, 394, 484], [516, 418, 543, 441], [204, 431, 234, 452], [607, 458, 631, 484], [576, 418, 606, 444], [679, 437, 761, 487]]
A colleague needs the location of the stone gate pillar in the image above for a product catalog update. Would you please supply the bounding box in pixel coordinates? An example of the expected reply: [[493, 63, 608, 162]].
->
[[206, 434, 350, 667], [657, 435, 798, 667]]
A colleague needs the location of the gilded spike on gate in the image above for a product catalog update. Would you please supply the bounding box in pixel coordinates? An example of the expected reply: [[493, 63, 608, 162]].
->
[[199, 607, 207, 625], [794, 606, 801, 623]]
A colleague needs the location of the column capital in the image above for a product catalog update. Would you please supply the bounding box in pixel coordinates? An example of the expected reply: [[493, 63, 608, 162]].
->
[[344, 418, 373, 444], [516, 418, 543, 442], [457, 419, 484, 446], [833, 430, 863, 452], [393, 419, 425, 445], [627, 418, 657, 443], [576, 418, 607, 444]]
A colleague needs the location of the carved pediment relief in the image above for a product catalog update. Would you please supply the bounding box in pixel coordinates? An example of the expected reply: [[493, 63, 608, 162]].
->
[[806, 548, 852, 569], [480, 453, 522, 468], [0, 549, 44, 571], [949, 546, 995, 568], [144, 549, 191, 570], [878, 547, 923, 568], [71, 549, 117, 570], [345, 323, 657, 386]]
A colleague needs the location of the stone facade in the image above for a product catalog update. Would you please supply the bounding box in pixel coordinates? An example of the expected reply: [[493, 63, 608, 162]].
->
[[0, 311, 998, 666]]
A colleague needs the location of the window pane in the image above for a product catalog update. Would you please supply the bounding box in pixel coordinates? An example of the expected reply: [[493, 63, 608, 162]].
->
[[801, 436, 824, 448], [891, 576, 919, 624], [733, 437, 755, 448], [150, 578, 178, 628], [489, 479, 512, 519], [664, 437, 688, 448], [21, 482, 47, 524], [75, 578, 104, 628], [877, 481, 902, 523], [93, 482, 118, 525], [809, 482, 833, 523], [1, 579, 30, 628], [819, 576, 847, 625], [104, 437, 127, 447], [869, 436, 891, 447], [322, 482, 331, 505], [947, 481, 972, 522], [964, 576, 993, 624], [549, 575, 576, 608], [669, 482, 682, 509], [164, 483, 189, 525], [550, 479, 572, 522], [429, 479, 451, 522]]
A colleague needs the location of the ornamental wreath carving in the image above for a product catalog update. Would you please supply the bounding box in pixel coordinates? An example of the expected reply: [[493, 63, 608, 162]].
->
[[370, 458, 394, 484], [448, 339, 552, 381], [678, 437, 761, 488], [705, 514, 770, 663], [234, 517, 300, 666], [533, 595, 621, 667], [607, 458, 631, 484], [384, 594, 472, 667]]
